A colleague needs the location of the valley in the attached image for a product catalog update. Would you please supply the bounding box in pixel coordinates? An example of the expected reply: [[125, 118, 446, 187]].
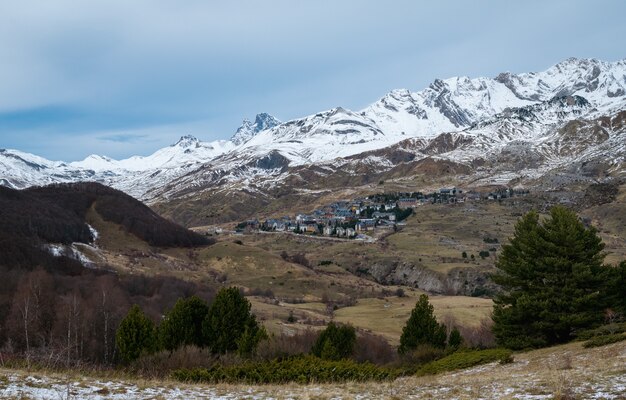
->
[[67, 181, 626, 345], [0, 55, 625, 398]]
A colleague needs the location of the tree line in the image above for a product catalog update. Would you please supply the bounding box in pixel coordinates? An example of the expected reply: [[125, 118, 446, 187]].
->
[[116, 287, 266, 363], [0, 264, 216, 367]]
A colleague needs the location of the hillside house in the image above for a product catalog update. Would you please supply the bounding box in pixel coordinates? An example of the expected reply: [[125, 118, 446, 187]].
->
[[355, 219, 375, 232], [372, 211, 396, 221], [302, 220, 319, 233], [466, 191, 482, 201], [398, 198, 417, 208], [439, 187, 461, 195], [207, 226, 223, 234], [375, 219, 396, 230]]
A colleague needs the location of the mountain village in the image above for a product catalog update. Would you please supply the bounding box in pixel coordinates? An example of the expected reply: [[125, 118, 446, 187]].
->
[[231, 186, 529, 239]]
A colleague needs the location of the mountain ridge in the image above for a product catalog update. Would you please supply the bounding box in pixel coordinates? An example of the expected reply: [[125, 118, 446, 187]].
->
[[1, 57, 625, 221]]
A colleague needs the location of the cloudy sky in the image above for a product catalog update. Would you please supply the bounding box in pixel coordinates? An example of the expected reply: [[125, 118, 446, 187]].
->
[[1, 0, 625, 161]]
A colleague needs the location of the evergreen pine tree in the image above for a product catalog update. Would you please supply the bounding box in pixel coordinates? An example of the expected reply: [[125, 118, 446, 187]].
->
[[311, 322, 356, 360], [492, 206, 609, 349], [398, 294, 447, 354], [159, 295, 209, 351], [116, 305, 156, 363], [202, 287, 265, 355]]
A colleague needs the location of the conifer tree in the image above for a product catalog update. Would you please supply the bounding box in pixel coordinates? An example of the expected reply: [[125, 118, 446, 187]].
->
[[116, 305, 156, 363], [159, 295, 209, 351], [202, 287, 265, 355], [311, 322, 356, 360], [398, 294, 447, 354], [492, 206, 609, 349]]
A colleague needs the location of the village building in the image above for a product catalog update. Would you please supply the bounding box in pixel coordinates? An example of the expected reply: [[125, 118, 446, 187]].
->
[[398, 198, 418, 208], [372, 211, 396, 221]]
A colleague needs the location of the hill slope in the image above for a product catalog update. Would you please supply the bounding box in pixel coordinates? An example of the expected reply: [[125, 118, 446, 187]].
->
[[0, 182, 211, 270], [2, 340, 624, 399]]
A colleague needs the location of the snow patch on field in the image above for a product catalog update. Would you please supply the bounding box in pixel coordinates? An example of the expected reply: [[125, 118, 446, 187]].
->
[[0, 373, 267, 400]]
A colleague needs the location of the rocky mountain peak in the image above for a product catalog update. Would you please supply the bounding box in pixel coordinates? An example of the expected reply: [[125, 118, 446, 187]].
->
[[231, 113, 280, 145], [254, 113, 280, 132], [173, 135, 199, 148]]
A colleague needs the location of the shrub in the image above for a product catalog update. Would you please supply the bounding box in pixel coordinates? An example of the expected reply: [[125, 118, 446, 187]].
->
[[129, 346, 217, 377], [583, 333, 626, 348], [448, 327, 463, 350], [353, 331, 398, 365], [311, 322, 356, 360], [256, 330, 318, 360], [575, 322, 626, 341], [416, 348, 513, 376], [172, 355, 398, 384], [401, 344, 445, 365], [458, 319, 496, 348]]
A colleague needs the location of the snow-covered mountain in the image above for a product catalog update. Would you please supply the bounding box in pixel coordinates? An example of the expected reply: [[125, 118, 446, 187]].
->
[[0, 134, 238, 198], [1, 57, 625, 211], [70, 135, 235, 172], [231, 113, 281, 145], [227, 58, 625, 167]]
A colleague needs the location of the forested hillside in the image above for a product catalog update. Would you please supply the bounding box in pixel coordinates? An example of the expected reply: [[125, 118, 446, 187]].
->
[[0, 182, 216, 365]]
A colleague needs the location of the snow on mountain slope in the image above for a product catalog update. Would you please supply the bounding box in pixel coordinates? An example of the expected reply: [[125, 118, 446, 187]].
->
[[228, 57, 625, 169], [71, 135, 235, 172], [0, 134, 236, 197], [495, 58, 626, 109], [0, 149, 97, 189], [231, 113, 281, 145], [1, 58, 625, 202]]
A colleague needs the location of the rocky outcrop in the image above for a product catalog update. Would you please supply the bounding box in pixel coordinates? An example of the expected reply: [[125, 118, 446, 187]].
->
[[366, 261, 498, 297]]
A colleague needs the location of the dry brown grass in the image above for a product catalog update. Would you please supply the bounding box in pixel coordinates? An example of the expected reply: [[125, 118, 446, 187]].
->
[[334, 295, 493, 345], [5, 340, 624, 399]]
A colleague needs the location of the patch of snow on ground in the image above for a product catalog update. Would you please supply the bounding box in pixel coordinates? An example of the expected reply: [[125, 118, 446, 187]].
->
[[88, 224, 99, 242]]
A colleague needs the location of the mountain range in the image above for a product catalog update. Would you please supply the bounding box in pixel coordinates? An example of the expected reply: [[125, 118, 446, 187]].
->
[[1, 57, 625, 225]]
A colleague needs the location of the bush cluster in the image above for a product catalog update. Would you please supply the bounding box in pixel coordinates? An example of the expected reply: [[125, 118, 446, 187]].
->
[[416, 348, 513, 376], [575, 322, 626, 341], [583, 333, 626, 348], [172, 355, 398, 384]]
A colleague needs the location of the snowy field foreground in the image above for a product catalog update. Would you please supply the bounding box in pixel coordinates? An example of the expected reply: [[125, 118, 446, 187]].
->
[[1, 341, 624, 399]]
